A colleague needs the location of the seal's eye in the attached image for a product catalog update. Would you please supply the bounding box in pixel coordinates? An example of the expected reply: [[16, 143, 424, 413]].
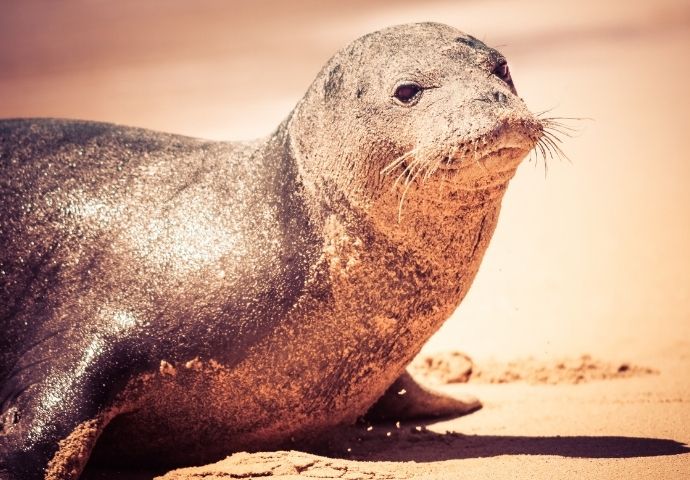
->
[[492, 59, 514, 90], [393, 83, 422, 104]]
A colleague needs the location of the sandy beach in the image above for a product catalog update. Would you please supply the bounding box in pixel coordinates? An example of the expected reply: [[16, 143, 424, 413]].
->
[[1, 0, 689, 478]]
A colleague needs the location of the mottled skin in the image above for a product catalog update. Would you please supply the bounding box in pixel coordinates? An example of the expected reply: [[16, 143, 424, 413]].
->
[[0, 23, 542, 479]]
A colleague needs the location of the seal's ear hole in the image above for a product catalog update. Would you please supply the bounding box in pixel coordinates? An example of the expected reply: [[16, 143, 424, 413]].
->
[[393, 83, 422, 104]]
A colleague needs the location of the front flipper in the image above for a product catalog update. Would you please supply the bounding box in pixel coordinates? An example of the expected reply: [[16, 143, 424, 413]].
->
[[0, 331, 141, 480], [365, 371, 481, 421]]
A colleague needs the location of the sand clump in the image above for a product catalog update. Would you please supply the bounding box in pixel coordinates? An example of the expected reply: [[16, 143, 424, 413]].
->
[[410, 352, 658, 385], [157, 450, 407, 480]]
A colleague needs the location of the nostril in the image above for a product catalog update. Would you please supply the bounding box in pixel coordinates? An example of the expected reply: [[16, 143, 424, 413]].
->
[[491, 58, 516, 92], [493, 91, 508, 104]]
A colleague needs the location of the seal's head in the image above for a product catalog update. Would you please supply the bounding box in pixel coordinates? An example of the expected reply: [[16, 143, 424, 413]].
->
[[287, 22, 544, 230]]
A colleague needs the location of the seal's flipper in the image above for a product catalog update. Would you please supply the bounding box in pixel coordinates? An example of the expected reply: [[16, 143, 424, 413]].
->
[[0, 333, 135, 480], [365, 371, 481, 421], [1, 387, 101, 480]]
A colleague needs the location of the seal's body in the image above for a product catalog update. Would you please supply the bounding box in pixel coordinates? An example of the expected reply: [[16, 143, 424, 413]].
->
[[0, 23, 543, 479]]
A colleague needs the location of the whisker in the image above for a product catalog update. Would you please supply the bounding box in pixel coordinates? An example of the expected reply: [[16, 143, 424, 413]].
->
[[540, 137, 556, 160], [540, 116, 590, 138], [381, 147, 420, 175], [436, 146, 459, 192], [538, 139, 550, 177], [542, 116, 591, 122], [542, 123, 578, 138], [533, 147, 541, 166], [425, 143, 454, 181], [542, 129, 565, 144], [423, 156, 438, 181], [471, 141, 488, 173], [397, 160, 424, 222], [542, 135, 571, 163], [536, 108, 554, 117], [535, 138, 548, 165], [392, 156, 418, 191]]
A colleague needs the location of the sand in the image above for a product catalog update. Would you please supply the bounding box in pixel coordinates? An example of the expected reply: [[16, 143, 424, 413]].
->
[[410, 352, 658, 385], [81, 348, 689, 479], [2, 0, 689, 478]]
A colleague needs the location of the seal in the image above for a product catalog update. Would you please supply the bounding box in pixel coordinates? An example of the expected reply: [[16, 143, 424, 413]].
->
[[0, 22, 547, 479]]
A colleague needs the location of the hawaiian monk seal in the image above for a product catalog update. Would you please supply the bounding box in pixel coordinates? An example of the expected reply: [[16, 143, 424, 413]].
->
[[0, 22, 551, 479]]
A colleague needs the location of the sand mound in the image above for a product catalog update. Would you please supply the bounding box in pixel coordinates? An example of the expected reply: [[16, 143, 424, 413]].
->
[[157, 450, 407, 479], [410, 352, 658, 385], [409, 351, 475, 384]]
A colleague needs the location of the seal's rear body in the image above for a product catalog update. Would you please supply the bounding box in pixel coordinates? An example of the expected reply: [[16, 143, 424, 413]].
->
[[0, 118, 319, 478]]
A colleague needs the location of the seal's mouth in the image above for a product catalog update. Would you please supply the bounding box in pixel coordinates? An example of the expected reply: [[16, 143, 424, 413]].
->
[[379, 120, 544, 222], [379, 118, 544, 199], [430, 117, 543, 177], [436, 145, 529, 174]]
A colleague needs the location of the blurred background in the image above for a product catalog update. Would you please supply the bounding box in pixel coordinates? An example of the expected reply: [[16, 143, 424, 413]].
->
[[1, 0, 689, 363]]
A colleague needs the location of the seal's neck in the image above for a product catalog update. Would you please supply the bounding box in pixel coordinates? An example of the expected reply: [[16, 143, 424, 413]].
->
[[261, 124, 357, 251], [367, 174, 513, 276], [275, 115, 513, 280]]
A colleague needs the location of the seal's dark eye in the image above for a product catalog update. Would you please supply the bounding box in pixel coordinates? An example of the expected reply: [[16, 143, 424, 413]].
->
[[492, 59, 514, 89], [393, 83, 422, 104]]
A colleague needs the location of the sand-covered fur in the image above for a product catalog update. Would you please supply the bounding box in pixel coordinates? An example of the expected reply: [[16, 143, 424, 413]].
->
[[0, 23, 542, 479]]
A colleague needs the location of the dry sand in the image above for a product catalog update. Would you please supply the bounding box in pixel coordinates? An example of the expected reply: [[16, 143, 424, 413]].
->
[[82, 350, 690, 479], [2, 0, 689, 478]]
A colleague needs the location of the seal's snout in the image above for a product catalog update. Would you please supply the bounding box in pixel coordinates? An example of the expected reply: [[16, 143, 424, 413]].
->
[[440, 113, 543, 182]]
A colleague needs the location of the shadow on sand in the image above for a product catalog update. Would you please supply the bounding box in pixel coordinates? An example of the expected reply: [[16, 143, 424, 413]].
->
[[82, 425, 689, 479], [322, 426, 690, 461]]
